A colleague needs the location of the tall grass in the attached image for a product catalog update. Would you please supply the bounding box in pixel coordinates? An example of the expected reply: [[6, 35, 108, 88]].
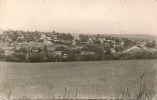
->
[[1, 82, 155, 99], [0, 60, 156, 99], [1, 75, 155, 99]]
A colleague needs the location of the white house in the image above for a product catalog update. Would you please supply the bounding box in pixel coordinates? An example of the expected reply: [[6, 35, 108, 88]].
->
[[40, 34, 47, 40], [98, 37, 105, 44], [53, 51, 62, 57], [81, 51, 95, 55], [87, 38, 93, 45], [73, 34, 80, 40], [2, 47, 14, 55], [71, 40, 76, 46], [18, 34, 24, 40], [44, 37, 53, 45], [110, 48, 116, 54]]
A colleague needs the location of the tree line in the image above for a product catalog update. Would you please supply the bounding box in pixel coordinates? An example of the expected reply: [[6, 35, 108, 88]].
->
[[1, 44, 156, 63]]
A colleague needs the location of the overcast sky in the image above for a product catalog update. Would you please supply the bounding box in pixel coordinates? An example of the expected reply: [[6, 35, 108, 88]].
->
[[1, 0, 157, 35]]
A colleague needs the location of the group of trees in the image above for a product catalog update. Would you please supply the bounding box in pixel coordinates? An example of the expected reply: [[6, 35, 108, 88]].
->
[[1, 30, 76, 43], [1, 30, 157, 62], [119, 50, 157, 59], [1, 44, 116, 62], [1, 44, 157, 62], [57, 33, 73, 40], [145, 41, 156, 48], [1, 30, 41, 42]]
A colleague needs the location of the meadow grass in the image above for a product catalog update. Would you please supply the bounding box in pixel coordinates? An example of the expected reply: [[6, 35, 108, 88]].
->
[[0, 60, 156, 99]]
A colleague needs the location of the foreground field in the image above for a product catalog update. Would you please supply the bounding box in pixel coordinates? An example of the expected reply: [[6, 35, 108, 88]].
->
[[0, 60, 157, 99]]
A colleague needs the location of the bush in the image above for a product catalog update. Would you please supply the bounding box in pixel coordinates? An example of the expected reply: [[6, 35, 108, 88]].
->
[[119, 51, 157, 59], [5, 53, 26, 62], [81, 55, 96, 61], [0, 54, 5, 61], [27, 54, 40, 62], [104, 54, 119, 60]]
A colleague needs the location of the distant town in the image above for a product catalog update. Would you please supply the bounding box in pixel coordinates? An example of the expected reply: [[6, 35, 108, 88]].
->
[[0, 29, 157, 62]]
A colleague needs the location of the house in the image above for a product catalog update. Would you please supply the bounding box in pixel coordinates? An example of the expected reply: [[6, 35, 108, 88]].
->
[[52, 35, 58, 42], [52, 34, 58, 42], [23, 41, 41, 48], [40, 34, 46, 40], [4, 50, 14, 56], [53, 51, 62, 57], [76, 46, 83, 52], [5, 35, 12, 43], [44, 37, 53, 45], [15, 46, 22, 50], [18, 34, 24, 40], [98, 37, 105, 44], [111, 44, 116, 48], [47, 47, 54, 53], [103, 43, 110, 48], [2, 47, 14, 55], [105, 40, 115, 44], [63, 40, 71, 45], [87, 38, 93, 45], [110, 48, 116, 54], [22, 42, 41, 54], [71, 40, 76, 46], [52, 35, 58, 39], [55, 40, 65, 44], [62, 54, 68, 58], [111, 41, 116, 44], [81, 51, 95, 55], [120, 41, 125, 46], [76, 46, 83, 49], [82, 41, 88, 44], [73, 34, 80, 40], [90, 35, 96, 41]]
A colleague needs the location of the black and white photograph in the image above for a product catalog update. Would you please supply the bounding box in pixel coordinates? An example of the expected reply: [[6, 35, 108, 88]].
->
[[0, 0, 157, 99]]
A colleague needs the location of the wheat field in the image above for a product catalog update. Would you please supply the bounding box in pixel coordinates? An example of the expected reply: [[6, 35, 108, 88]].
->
[[0, 60, 156, 99]]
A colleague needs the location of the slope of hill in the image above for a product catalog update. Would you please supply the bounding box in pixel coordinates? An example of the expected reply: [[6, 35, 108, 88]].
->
[[104, 34, 156, 40]]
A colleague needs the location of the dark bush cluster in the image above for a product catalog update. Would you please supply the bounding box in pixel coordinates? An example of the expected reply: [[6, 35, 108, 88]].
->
[[118, 51, 157, 60]]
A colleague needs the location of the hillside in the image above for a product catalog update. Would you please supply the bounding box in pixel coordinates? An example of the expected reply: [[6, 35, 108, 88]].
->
[[104, 34, 156, 40]]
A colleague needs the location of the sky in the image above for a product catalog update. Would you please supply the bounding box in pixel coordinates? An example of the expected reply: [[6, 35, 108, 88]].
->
[[1, 0, 157, 35]]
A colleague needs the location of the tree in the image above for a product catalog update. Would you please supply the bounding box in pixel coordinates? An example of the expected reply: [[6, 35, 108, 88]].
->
[[145, 40, 156, 48], [96, 40, 101, 44], [14, 47, 27, 53], [38, 47, 42, 53], [43, 45, 48, 52], [115, 46, 124, 52], [55, 46, 66, 51], [123, 38, 134, 48], [62, 48, 72, 54], [115, 38, 121, 44], [79, 34, 89, 42]]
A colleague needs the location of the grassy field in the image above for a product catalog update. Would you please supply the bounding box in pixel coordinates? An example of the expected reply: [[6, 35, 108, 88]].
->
[[0, 60, 157, 99]]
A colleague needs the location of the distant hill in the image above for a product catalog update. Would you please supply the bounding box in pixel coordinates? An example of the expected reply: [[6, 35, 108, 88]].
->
[[104, 34, 156, 40]]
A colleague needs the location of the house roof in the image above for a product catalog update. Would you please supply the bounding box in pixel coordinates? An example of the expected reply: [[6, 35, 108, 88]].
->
[[81, 51, 95, 55], [2, 47, 14, 50], [53, 51, 62, 53], [23, 42, 41, 47], [40, 34, 46, 39], [76, 46, 83, 49], [46, 37, 52, 41], [110, 48, 115, 51], [47, 47, 54, 51]]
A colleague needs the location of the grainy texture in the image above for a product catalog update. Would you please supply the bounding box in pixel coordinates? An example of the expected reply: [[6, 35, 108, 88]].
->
[[0, 60, 156, 99]]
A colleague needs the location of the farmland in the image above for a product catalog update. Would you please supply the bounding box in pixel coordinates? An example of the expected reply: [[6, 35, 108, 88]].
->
[[0, 60, 157, 99]]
